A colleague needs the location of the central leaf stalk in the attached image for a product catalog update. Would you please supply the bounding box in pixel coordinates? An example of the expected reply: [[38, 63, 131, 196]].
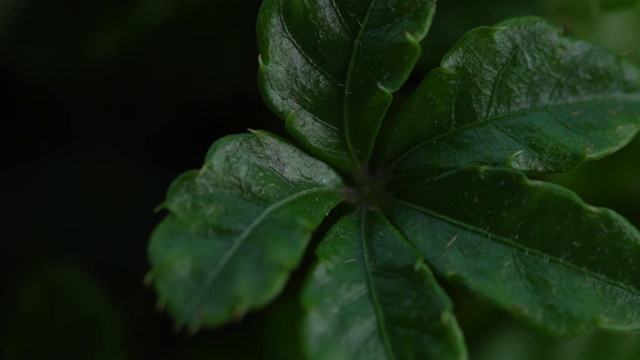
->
[[344, 170, 391, 211]]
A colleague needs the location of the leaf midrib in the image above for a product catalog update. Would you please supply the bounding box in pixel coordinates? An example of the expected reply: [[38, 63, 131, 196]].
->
[[344, 0, 377, 171], [389, 95, 640, 170], [392, 199, 640, 298], [359, 212, 396, 360], [186, 187, 338, 317]]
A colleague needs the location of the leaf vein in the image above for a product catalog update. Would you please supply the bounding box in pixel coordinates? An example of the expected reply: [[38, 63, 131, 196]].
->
[[390, 96, 640, 170], [343, 0, 377, 168], [359, 212, 396, 360], [392, 199, 640, 297], [484, 43, 524, 118], [491, 121, 539, 158], [327, 0, 354, 37], [186, 187, 336, 318], [261, 67, 340, 131], [278, 0, 341, 85], [545, 48, 591, 105]]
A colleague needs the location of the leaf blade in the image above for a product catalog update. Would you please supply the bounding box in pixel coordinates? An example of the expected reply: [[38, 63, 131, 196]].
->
[[302, 212, 466, 360], [258, 0, 436, 170], [381, 17, 640, 174], [389, 166, 640, 336], [148, 131, 344, 329]]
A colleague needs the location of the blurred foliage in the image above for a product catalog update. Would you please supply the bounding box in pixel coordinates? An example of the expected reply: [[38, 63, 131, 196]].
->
[[1, 0, 639, 358], [418, 0, 640, 74], [544, 136, 640, 228], [543, 0, 640, 66], [2, 261, 128, 359], [539, 0, 640, 229], [474, 321, 640, 360], [417, 0, 543, 73], [443, 285, 640, 360]]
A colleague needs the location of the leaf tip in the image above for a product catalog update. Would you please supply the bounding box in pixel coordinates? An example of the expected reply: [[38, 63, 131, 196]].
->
[[247, 128, 261, 138], [404, 31, 420, 45], [584, 203, 602, 214], [504, 150, 524, 168], [581, 143, 595, 159], [377, 82, 392, 95], [258, 54, 267, 71]]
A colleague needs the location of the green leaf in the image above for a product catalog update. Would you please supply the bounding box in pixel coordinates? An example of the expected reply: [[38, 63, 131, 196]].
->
[[148, 131, 344, 330], [380, 17, 640, 175], [302, 212, 466, 360], [257, 0, 436, 171], [388, 166, 640, 336]]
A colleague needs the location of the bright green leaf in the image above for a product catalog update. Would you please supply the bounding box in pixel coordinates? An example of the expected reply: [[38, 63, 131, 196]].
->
[[389, 166, 640, 336], [381, 17, 640, 175], [302, 212, 466, 360], [257, 0, 436, 171], [148, 131, 344, 330]]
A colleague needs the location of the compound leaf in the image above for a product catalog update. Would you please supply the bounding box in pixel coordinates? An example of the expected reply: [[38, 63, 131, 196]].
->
[[148, 131, 344, 330], [389, 166, 640, 336], [302, 212, 466, 360], [381, 17, 640, 175], [258, 0, 436, 171]]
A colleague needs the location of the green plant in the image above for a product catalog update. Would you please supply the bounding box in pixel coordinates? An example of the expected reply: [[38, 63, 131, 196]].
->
[[147, 0, 640, 358]]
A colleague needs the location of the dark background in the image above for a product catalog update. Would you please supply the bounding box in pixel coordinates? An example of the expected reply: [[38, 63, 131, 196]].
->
[[1, 0, 639, 359]]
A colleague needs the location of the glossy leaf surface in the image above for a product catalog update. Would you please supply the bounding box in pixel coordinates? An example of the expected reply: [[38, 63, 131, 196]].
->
[[302, 212, 466, 360], [148, 131, 344, 329], [258, 0, 436, 170], [389, 166, 640, 336], [382, 17, 640, 175]]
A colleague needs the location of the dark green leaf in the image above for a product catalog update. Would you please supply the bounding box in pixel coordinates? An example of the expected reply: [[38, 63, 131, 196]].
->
[[381, 17, 640, 175], [389, 166, 640, 336], [302, 212, 466, 360], [258, 0, 436, 171], [148, 131, 344, 329]]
